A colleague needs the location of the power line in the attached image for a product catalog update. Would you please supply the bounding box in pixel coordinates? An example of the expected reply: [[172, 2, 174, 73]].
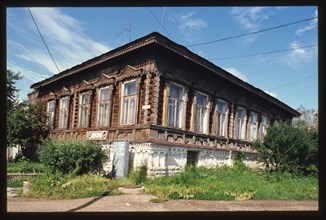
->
[[148, 7, 174, 40], [208, 44, 318, 61], [269, 74, 317, 91], [186, 16, 318, 47], [27, 8, 60, 73], [262, 8, 317, 53]]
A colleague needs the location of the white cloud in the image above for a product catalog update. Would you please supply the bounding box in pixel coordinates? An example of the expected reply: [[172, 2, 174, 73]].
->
[[296, 9, 318, 36], [168, 11, 207, 42], [230, 7, 269, 45], [264, 90, 277, 98], [177, 12, 207, 31], [7, 61, 50, 83], [223, 67, 248, 82], [281, 41, 315, 67], [10, 8, 111, 75]]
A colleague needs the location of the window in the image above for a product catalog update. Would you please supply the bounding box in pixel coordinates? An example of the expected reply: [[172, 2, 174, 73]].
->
[[186, 151, 199, 166], [194, 93, 209, 134], [260, 115, 268, 138], [97, 87, 111, 127], [59, 97, 69, 129], [47, 100, 55, 130], [216, 99, 228, 137], [121, 80, 137, 125], [79, 92, 91, 128], [235, 107, 246, 140], [167, 83, 184, 128], [249, 111, 258, 141]]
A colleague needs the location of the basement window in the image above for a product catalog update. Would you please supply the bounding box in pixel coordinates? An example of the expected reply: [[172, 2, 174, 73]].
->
[[186, 151, 199, 166]]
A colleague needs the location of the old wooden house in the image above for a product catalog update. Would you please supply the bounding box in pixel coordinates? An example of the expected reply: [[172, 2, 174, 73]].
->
[[29, 32, 300, 177]]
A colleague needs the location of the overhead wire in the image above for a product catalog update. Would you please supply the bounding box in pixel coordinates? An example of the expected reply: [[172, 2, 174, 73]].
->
[[186, 16, 318, 47], [27, 8, 61, 73], [208, 44, 318, 61], [148, 7, 174, 40]]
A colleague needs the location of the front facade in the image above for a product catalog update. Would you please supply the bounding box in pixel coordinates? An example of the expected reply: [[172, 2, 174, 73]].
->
[[29, 32, 300, 177]]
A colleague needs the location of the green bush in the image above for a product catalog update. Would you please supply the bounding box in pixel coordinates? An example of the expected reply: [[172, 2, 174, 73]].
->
[[254, 120, 318, 176], [128, 165, 147, 185], [39, 139, 106, 175]]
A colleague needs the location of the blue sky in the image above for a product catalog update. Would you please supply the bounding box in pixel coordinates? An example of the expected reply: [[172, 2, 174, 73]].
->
[[6, 6, 318, 110]]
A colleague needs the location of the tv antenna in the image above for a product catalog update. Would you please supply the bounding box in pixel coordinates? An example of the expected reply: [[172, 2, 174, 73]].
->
[[115, 8, 132, 43]]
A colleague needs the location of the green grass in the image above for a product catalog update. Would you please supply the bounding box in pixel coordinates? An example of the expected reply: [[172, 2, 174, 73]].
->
[[7, 160, 45, 173], [142, 164, 318, 201], [18, 162, 318, 201]]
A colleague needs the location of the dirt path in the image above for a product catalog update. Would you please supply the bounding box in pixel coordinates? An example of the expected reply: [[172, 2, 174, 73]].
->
[[7, 193, 318, 212]]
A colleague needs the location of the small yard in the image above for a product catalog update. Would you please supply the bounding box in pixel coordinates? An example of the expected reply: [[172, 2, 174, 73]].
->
[[7, 159, 318, 201]]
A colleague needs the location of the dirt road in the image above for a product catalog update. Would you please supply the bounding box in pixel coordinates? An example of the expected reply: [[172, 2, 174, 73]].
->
[[7, 194, 318, 212]]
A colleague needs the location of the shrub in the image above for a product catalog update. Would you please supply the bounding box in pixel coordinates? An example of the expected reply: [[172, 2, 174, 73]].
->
[[254, 120, 318, 176], [39, 139, 106, 175]]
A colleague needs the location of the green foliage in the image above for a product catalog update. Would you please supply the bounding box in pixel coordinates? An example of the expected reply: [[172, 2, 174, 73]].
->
[[39, 139, 106, 175], [26, 173, 121, 199], [7, 178, 26, 187], [128, 165, 147, 185], [7, 159, 45, 173], [254, 120, 318, 176], [7, 100, 49, 159], [143, 165, 318, 201], [6, 69, 22, 112]]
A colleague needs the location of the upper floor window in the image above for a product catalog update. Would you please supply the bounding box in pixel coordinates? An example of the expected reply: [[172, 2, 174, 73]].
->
[[249, 111, 258, 141], [47, 100, 55, 130], [194, 93, 209, 134], [216, 99, 228, 137], [260, 115, 268, 138], [59, 97, 69, 129], [235, 106, 246, 140], [79, 92, 91, 128], [97, 87, 111, 127], [167, 83, 184, 128], [121, 80, 137, 125]]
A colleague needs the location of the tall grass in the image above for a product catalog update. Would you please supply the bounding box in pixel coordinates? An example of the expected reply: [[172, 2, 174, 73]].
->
[[143, 164, 318, 201], [7, 159, 45, 173]]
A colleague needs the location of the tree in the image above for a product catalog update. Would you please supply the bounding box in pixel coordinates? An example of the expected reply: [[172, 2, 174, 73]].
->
[[292, 105, 318, 132], [7, 69, 22, 112], [254, 120, 318, 175], [6, 69, 49, 160]]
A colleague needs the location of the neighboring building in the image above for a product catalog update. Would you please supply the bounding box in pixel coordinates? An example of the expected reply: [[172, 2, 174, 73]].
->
[[28, 32, 300, 177]]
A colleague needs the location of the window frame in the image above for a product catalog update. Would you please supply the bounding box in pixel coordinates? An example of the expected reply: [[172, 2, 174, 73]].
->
[[166, 82, 185, 129], [259, 114, 269, 138], [249, 111, 258, 141], [194, 92, 210, 134], [235, 106, 247, 140], [59, 96, 69, 129], [120, 79, 137, 125], [78, 92, 91, 128], [215, 99, 228, 137], [47, 100, 55, 130], [97, 86, 111, 127]]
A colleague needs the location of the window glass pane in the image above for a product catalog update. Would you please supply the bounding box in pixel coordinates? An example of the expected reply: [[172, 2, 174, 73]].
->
[[250, 112, 257, 123], [237, 108, 245, 118], [217, 100, 226, 113], [130, 97, 135, 123], [196, 94, 207, 106], [170, 84, 183, 99], [100, 87, 110, 100], [124, 81, 136, 95]]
